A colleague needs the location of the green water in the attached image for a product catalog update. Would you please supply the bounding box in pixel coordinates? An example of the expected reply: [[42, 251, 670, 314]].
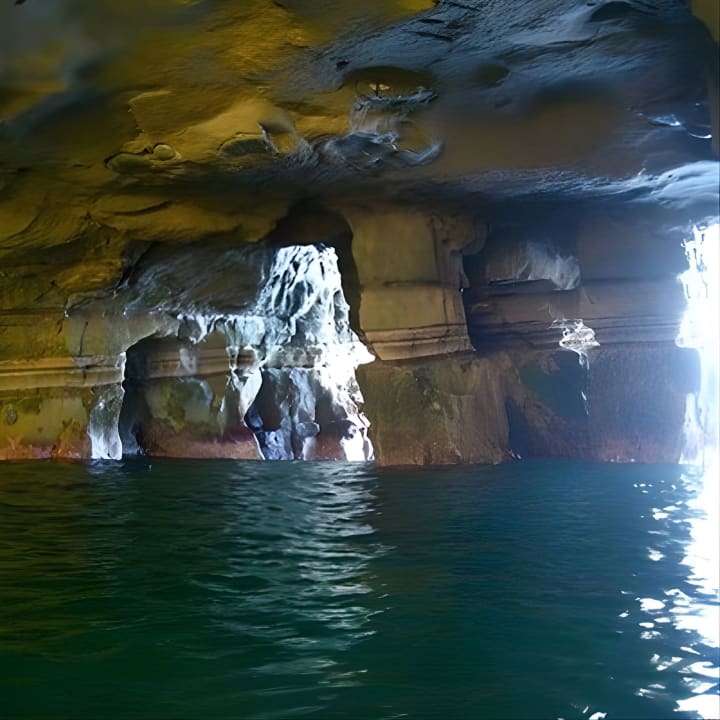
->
[[1, 459, 718, 719]]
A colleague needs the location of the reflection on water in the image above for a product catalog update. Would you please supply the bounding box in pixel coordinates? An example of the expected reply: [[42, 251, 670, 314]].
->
[[672, 222, 720, 717], [203, 464, 383, 688], [0, 459, 718, 719], [628, 464, 720, 719], [0, 461, 386, 719], [674, 465, 720, 719]]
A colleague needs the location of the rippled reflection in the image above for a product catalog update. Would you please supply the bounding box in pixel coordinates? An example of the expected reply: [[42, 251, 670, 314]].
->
[[1, 459, 719, 719], [630, 465, 720, 719], [202, 464, 384, 686], [0, 460, 387, 718], [674, 464, 720, 718]]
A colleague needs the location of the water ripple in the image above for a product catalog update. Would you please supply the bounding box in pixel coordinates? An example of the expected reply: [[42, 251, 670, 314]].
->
[[0, 459, 718, 719]]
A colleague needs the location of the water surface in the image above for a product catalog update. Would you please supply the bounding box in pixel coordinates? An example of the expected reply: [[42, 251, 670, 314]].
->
[[1, 459, 718, 719]]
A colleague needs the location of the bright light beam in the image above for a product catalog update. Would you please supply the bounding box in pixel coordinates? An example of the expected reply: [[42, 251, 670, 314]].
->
[[676, 222, 719, 468], [674, 222, 720, 720]]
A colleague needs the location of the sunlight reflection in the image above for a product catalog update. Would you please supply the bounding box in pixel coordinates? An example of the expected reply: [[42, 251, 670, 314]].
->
[[669, 222, 719, 717], [673, 466, 720, 720]]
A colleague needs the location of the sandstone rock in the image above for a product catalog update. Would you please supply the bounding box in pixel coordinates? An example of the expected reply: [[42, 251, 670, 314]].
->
[[357, 353, 511, 465], [504, 345, 698, 464], [0, 0, 717, 465]]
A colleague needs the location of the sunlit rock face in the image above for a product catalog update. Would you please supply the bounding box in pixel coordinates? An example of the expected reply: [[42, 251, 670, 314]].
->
[[115, 244, 374, 461], [0, 0, 718, 464], [0, 243, 373, 461]]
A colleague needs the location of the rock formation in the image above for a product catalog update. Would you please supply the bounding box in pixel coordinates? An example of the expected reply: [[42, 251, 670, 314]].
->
[[1, 0, 718, 464]]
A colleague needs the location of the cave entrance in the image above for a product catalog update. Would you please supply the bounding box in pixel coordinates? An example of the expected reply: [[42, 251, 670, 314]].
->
[[116, 235, 374, 462], [676, 221, 719, 469], [263, 201, 365, 342], [118, 336, 157, 457], [673, 221, 720, 694]]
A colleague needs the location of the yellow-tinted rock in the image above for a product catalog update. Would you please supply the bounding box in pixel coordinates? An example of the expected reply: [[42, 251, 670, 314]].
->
[[0, 388, 92, 460], [691, 0, 719, 42], [358, 353, 511, 465]]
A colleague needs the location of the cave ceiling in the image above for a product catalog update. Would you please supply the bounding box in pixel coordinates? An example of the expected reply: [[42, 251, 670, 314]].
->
[[0, 0, 718, 313]]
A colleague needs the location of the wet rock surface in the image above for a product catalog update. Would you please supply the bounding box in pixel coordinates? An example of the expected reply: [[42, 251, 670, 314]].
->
[[357, 353, 511, 465], [504, 345, 698, 463], [0, 0, 718, 464]]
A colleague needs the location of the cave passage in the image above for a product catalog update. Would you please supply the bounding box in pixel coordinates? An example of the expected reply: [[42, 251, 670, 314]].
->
[[111, 243, 374, 462]]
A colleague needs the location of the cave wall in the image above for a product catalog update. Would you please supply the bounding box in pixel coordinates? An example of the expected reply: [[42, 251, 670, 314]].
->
[[357, 353, 511, 465], [0, 243, 374, 462], [0, 201, 708, 466], [0, 0, 717, 466], [504, 344, 697, 464], [349, 204, 702, 466], [343, 208, 477, 360], [0, 312, 171, 460]]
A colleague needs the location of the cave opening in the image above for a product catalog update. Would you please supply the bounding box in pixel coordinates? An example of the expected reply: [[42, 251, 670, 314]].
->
[[2, 0, 719, 715], [676, 221, 719, 470], [112, 241, 374, 462]]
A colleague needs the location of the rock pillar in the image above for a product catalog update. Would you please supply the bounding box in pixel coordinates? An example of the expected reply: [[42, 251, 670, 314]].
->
[[344, 208, 477, 360], [344, 207, 510, 465], [0, 310, 141, 460]]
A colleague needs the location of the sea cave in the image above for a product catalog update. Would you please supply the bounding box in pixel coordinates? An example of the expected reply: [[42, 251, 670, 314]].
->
[[0, 1, 718, 718]]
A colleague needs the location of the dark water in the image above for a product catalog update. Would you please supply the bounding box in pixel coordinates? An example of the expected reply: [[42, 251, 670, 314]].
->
[[1, 459, 718, 720]]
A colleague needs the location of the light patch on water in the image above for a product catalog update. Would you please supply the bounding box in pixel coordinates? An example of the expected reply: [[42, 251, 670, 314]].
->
[[670, 223, 720, 719], [667, 466, 720, 720], [638, 597, 665, 612], [686, 661, 720, 679], [676, 693, 720, 719], [681, 645, 702, 656], [681, 469, 720, 602], [656, 656, 683, 672], [568, 705, 607, 720]]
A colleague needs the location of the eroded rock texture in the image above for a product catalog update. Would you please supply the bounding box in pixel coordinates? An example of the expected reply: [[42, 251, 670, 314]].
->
[[1, 0, 718, 464]]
